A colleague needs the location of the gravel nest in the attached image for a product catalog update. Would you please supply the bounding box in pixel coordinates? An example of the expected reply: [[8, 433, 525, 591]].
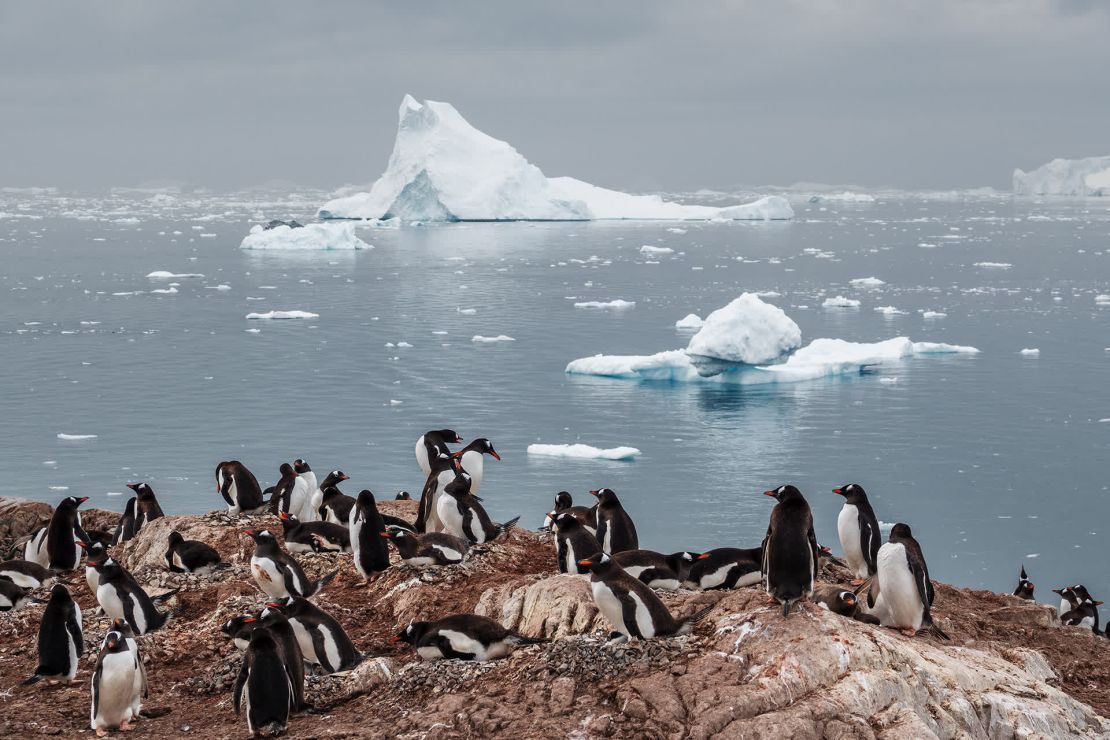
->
[[528, 633, 695, 681]]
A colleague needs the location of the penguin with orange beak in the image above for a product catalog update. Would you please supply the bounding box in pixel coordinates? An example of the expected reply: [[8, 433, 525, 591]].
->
[[761, 485, 819, 617], [452, 438, 501, 495]]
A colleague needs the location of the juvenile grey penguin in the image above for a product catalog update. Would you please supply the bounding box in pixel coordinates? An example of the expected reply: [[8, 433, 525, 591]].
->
[[591, 488, 638, 554], [436, 472, 519, 544], [264, 596, 363, 674], [613, 549, 701, 590], [233, 630, 293, 738], [381, 528, 470, 567], [452, 437, 501, 495], [687, 547, 763, 590], [349, 489, 390, 579], [165, 531, 225, 574], [833, 483, 881, 585], [215, 460, 266, 515], [1013, 565, 1035, 601], [246, 530, 336, 600], [393, 613, 546, 661], [23, 584, 83, 685], [578, 552, 713, 642], [873, 523, 943, 637], [552, 511, 603, 575], [90, 626, 145, 736], [761, 485, 819, 617]]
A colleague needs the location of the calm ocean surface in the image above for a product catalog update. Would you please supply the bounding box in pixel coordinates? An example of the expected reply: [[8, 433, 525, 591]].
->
[[2, 189, 1107, 604]]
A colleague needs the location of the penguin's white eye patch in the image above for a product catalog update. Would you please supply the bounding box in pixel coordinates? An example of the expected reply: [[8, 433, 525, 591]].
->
[[600, 553, 611, 563]]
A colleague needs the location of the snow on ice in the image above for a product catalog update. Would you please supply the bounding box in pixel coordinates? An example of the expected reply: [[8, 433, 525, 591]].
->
[[526, 444, 641, 461], [239, 222, 370, 250]]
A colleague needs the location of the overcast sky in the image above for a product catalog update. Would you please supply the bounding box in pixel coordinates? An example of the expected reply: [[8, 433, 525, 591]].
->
[[2, 1, 1107, 192]]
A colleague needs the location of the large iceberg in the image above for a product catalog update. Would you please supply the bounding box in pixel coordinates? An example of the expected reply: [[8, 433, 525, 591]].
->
[[565, 294, 978, 386], [239, 222, 370, 250], [319, 96, 794, 222], [1013, 156, 1110, 196]]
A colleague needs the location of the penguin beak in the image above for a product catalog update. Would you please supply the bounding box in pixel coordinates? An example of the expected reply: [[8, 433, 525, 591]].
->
[[832, 488, 844, 495], [1052, 588, 1064, 596], [577, 558, 593, 567], [489, 450, 501, 461], [264, 602, 280, 609], [451, 451, 463, 459], [126, 483, 139, 491], [77, 497, 89, 504], [844, 594, 857, 606], [762, 490, 777, 497], [107, 641, 117, 649], [379, 531, 391, 539], [390, 635, 402, 643], [589, 490, 600, 498], [243, 617, 257, 624], [340, 474, 350, 482], [244, 530, 256, 537], [75, 540, 87, 548], [278, 512, 289, 521], [697, 553, 711, 560]]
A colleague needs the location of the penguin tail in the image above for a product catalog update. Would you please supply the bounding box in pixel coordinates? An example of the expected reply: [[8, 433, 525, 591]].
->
[[151, 587, 181, 604], [676, 604, 715, 634], [781, 598, 801, 618], [927, 623, 951, 640], [21, 673, 44, 686], [212, 561, 232, 571], [851, 577, 874, 597], [509, 633, 549, 646], [311, 569, 339, 595], [497, 516, 521, 538]]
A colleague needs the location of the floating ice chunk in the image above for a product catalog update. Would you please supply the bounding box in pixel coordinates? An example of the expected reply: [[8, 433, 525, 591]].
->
[[239, 222, 370, 250], [666, 228, 687, 234], [472, 335, 516, 343], [456, 307, 477, 315], [527, 443, 641, 461], [974, 262, 1012, 269], [57, 433, 97, 440], [1013, 155, 1110, 196], [879, 376, 898, 383], [640, 245, 675, 255], [396, 341, 413, 348], [874, 306, 907, 316], [808, 192, 876, 203], [922, 311, 947, 319], [207, 284, 232, 291], [1095, 294, 1110, 304], [318, 95, 794, 222], [245, 310, 319, 320], [850, 277, 885, 287], [574, 299, 635, 309], [150, 286, 178, 295], [390, 399, 403, 406], [675, 313, 704, 330], [822, 296, 861, 308], [686, 293, 801, 365], [146, 270, 203, 279], [1020, 348, 1041, 356]]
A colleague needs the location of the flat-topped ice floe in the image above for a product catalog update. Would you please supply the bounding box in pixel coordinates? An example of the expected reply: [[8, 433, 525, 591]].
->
[[147, 271, 204, 279], [823, 296, 861, 308], [57, 433, 97, 441], [245, 310, 319, 320], [574, 299, 635, 309], [239, 222, 370, 250], [527, 443, 641, 461], [472, 334, 515, 343], [1013, 156, 1110, 196], [318, 95, 794, 223]]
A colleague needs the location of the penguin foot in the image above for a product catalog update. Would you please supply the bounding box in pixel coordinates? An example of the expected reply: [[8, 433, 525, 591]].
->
[[899, 628, 916, 637], [120, 719, 134, 731], [96, 731, 108, 738]]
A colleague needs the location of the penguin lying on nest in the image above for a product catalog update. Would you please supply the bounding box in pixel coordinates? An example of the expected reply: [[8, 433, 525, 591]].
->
[[393, 613, 547, 661]]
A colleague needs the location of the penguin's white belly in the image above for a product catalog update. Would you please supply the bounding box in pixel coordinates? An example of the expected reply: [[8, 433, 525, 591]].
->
[[459, 451, 483, 495], [876, 543, 922, 631], [287, 480, 310, 519], [415, 437, 430, 476], [0, 571, 36, 588], [697, 563, 735, 590], [285, 538, 313, 554], [171, 551, 187, 572], [438, 629, 489, 660], [1078, 615, 1095, 628], [592, 580, 656, 637], [542, 513, 554, 531], [318, 625, 342, 672], [296, 476, 317, 520], [601, 524, 613, 554], [130, 593, 148, 634], [91, 652, 138, 729], [436, 497, 465, 540], [96, 584, 126, 622], [416, 645, 444, 661], [25, 529, 47, 566], [227, 476, 240, 515], [405, 555, 438, 568], [67, 606, 82, 679], [560, 539, 576, 573], [349, 513, 366, 575], [288, 619, 319, 665], [325, 508, 343, 525], [85, 567, 100, 597], [629, 591, 657, 637], [623, 565, 647, 579], [838, 505, 867, 577], [251, 558, 289, 599], [644, 576, 681, 591], [1058, 598, 1070, 617], [309, 489, 324, 519]]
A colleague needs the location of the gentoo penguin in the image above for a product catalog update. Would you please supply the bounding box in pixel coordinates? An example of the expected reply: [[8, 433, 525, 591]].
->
[[222, 615, 257, 652], [78, 540, 108, 597], [416, 450, 458, 533], [542, 491, 597, 533], [393, 613, 546, 661], [111, 497, 138, 546], [94, 560, 172, 635], [264, 596, 363, 673], [268, 463, 305, 518], [415, 428, 463, 476], [314, 470, 351, 522], [552, 511, 603, 575], [591, 488, 638, 554], [223, 612, 306, 712], [1054, 585, 1078, 617], [578, 552, 713, 642], [128, 482, 165, 531], [278, 512, 350, 553], [612, 550, 701, 591], [233, 630, 293, 738], [165, 531, 224, 574], [246, 530, 336, 600], [1013, 565, 1035, 601], [873, 523, 941, 637], [761, 485, 819, 617], [23, 584, 83, 685], [814, 583, 861, 618], [382, 528, 470, 567], [23, 526, 49, 567], [452, 438, 501, 495], [1055, 585, 1102, 632], [292, 459, 318, 521], [833, 483, 881, 585], [216, 460, 266, 515], [395, 491, 412, 501], [349, 489, 390, 579], [436, 472, 520, 544], [0, 577, 33, 611], [687, 547, 763, 591], [90, 627, 145, 736], [33, 495, 88, 570], [0, 559, 58, 589], [102, 619, 147, 722]]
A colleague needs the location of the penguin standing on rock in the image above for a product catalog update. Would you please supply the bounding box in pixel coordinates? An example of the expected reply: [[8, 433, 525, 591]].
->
[[94, 560, 173, 635], [90, 626, 145, 736], [314, 470, 351, 521], [112, 498, 138, 546], [1013, 566, 1035, 601], [552, 512, 602, 574], [578, 552, 713, 642], [233, 630, 293, 738], [416, 429, 463, 476], [216, 461, 266, 516], [1055, 585, 1102, 632], [350, 490, 390, 579], [78, 540, 108, 597], [268, 463, 306, 518], [761, 485, 819, 617], [223, 612, 306, 712], [591, 488, 638, 554], [873, 523, 945, 637], [833, 483, 881, 585], [246, 530, 336, 599], [542, 491, 597, 533], [292, 459, 317, 521], [452, 438, 500, 495], [381, 528, 470, 567], [687, 547, 763, 590], [612, 550, 700, 591], [30, 496, 88, 570], [417, 451, 458, 533], [103, 618, 147, 722], [165, 531, 225, 574], [128, 483, 165, 531], [437, 472, 519, 544], [264, 596, 363, 674], [393, 613, 547, 661], [23, 584, 83, 685]]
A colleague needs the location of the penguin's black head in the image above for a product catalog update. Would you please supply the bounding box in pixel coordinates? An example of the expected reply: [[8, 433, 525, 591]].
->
[[395, 491, 411, 501], [62, 495, 89, 509], [278, 463, 295, 477], [435, 429, 463, 444], [554, 491, 572, 510], [1052, 586, 1077, 605], [454, 438, 501, 461], [553, 512, 580, 531], [221, 615, 254, 638], [323, 470, 349, 487], [763, 485, 800, 502], [103, 630, 128, 653], [381, 526, 408, 542], [168, 530, 184, 545], [356, 489, 377, 508], [444, 472, 472, 497], [278, 511, 300, 526], [48, 583, 71, 602], [832, 483, 866, 502], [576, 551, 613, 573], [392, 620, 429, 645], [293, 459, 312, 474], [127, 482, 154, 498], [77, 539, 108, 566], [590, 488, 619, 505], [838, 590, 858, 609], [109, 618, 136, 640], [244, 529, 277, 546], [677, 552, 700, 563], [1073, 585, 1101, 605], [888, 523, 913, 541], [1015, 569, 1035, 600]]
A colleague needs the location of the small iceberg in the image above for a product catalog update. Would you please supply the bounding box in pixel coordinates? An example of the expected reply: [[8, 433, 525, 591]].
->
[[57, 433, 97, 441], [686, 294, 801, 366], [640, 245, 675, 255], [146, 270, 204, 279], [822, 296, 860, 308], [472, 335, 515, 343], [239, 222, 370, 250], [245, 310, 319, 320], [675, 313, 704, 330], [1020, 348, 1041, 357], [874, 306, 907, 316], [574, 299, 635, 309], [974, 262, 1012, 269], [850, 276, 885, 287], [527, 444, 641, 461]]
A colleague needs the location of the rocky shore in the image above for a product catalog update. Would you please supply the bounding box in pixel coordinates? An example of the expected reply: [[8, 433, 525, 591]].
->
[[0, 497, 1108, 738]]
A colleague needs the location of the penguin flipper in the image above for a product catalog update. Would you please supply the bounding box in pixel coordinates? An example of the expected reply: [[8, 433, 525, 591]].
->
[[556, 539, 569, 574], [615, 588, 645, 639], [150, 587, 181, 604], [91, 658, 104, 719], [232, 659, 248, 715], [806, 525, 819, 589], [310, 569, 339, 597], [858, 511, 880, 574], [497, 516, 520, 539], [508, 633, 549, 646], [65, 606, 84, 656]]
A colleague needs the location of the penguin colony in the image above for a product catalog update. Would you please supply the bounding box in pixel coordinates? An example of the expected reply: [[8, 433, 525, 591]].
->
[[2, 436, 1102, 737]]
